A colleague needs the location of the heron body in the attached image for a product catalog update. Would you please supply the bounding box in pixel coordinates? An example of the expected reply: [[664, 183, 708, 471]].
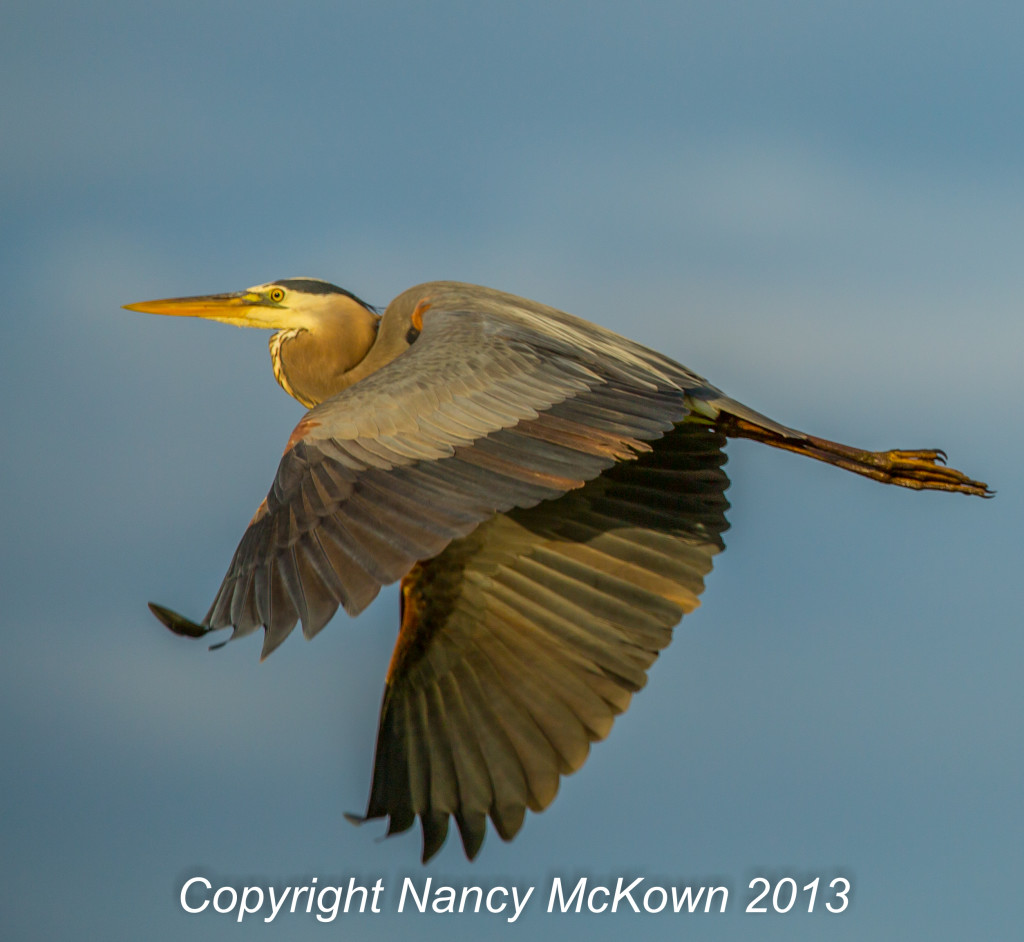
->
[[126, 278, 989, 862]]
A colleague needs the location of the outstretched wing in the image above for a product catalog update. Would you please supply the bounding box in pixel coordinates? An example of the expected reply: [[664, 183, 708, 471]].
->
[[354, 420, 730, 861], [193, 285, 731, 657]]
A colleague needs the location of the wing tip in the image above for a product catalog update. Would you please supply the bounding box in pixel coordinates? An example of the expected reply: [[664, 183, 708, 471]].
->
[[147, 602, 211, 639], [345, 807, 489, 863]]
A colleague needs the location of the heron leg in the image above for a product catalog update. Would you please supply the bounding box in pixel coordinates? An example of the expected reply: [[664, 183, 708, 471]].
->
[[715, 414, 992, 497]]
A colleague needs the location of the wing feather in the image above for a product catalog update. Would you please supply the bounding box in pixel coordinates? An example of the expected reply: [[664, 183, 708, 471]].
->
[[200, 294, 716, 641], [357, 420, 730, 859]]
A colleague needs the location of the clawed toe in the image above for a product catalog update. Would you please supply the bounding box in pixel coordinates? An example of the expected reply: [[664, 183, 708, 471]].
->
[[879, 450, 992, 497]]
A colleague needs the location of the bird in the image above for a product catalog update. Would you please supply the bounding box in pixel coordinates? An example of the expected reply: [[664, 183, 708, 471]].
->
[[125, 278, 990, 862]]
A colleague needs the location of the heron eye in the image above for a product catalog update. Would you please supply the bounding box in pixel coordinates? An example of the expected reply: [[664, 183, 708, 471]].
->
[[269, 287, 286, 303]]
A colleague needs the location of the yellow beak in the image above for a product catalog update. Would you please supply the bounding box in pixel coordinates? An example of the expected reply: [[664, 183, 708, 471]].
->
[[123, 291, 272, 325]]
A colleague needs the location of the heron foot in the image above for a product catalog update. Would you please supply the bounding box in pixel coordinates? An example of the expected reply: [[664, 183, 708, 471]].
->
[[860, 447, 993, 496], [717, 415, 992, 497]]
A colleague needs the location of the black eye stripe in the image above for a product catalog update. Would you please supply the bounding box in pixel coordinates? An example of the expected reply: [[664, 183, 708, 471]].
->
[[271, 279, 378, 313]]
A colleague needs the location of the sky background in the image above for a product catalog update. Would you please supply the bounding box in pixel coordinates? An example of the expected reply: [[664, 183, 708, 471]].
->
[[2, 1, 1021, 938]]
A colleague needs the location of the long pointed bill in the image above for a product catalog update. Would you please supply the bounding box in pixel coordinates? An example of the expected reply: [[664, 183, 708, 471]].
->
[[123, 291, 267, 326]]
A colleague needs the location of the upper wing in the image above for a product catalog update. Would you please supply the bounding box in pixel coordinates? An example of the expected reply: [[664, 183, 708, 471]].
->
[[197, 286, 721, 657], [353, 419, 730, 861]]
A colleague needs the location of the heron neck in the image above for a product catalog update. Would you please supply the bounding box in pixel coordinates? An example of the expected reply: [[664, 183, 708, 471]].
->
[[270, 306, 380, 407]]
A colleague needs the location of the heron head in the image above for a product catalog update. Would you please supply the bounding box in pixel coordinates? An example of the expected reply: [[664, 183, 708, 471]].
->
[[123, 277, 377, 332], [125, 278, 381, 407]]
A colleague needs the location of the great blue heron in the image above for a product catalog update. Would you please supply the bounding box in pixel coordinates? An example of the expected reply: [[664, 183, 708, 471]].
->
[[125, 278, 990, 862]]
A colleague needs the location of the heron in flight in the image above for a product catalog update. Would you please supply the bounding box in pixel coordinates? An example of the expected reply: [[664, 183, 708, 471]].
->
[[125, 278, 990, 862]]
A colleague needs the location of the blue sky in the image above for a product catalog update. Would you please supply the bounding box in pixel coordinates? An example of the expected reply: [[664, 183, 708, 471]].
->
[[2, 2, 1021, 939]]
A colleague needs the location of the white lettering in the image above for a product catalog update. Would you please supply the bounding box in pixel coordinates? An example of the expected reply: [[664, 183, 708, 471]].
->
[[344, 877, 367, 913], [316, 886, 342, 923], [180, 877, 211, 914], [265, 886, 292, 923], [672, 885, 704, 912], [290, 885, 310, 914], [399, 876, 430, 913], [612, 877, 643, 913], [460, 886, 483, 913], [508, 885, 534, 923], [237, 886, 263, 922], [212, 885, 237, 914], [433, 885, 456, 914], [486, 886, 508, 914], [707, 885, 728, 913], [548, 876, 587, 913], [588, 885, 610, 914], [644, 886, 667, 913]]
